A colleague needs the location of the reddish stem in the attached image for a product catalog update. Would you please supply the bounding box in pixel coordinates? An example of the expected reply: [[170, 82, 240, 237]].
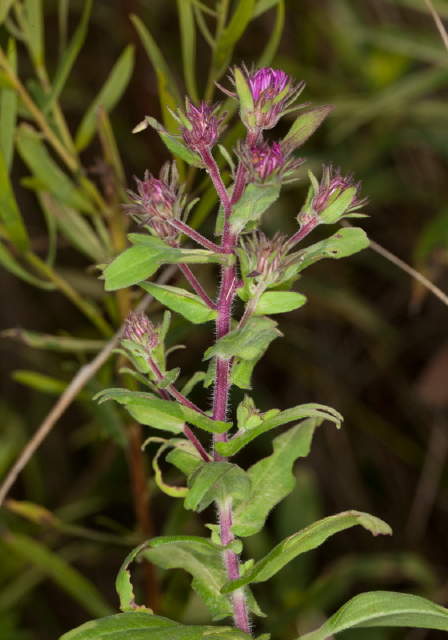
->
[[285, 217, 319, 250], [169, 218, 222, 253], [179, 263, 216, 309]]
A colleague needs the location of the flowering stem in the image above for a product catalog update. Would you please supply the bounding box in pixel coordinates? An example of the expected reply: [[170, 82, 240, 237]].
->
[[285, 217, 319, 250], [230, 131, 259, 206], [179, 264, 216, 309], [202, 144, 251, 635], [169, 218, 222, 253]]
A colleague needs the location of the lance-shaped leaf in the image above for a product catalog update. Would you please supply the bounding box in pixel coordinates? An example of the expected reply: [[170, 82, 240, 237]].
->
[[0, 148, 29, 251], [0, 38, 18, 170], [281, 105, 335, 155], [215, 403, 343, 456], [103, 236, 233, 291], [137, 116, 203, 166], [204, 316, 281, 362], [185, 462, 252, 512], [147, 438, 190, 497], [16, 126, 95, 214], [222, 511, 392, 593], [254, 291, 307, 315], [140, 282, 217, 324], [212, 0, 255, 79], [60, 612, 252, 639], [299, 591, 448, 640], [232, 419, 319, 537], [95, 388, 230, 434], [229, 183, 281, 235], [289, 228, 370, 279]]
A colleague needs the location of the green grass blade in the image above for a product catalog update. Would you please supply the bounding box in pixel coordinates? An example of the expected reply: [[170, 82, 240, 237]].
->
[[0, 0, 15, 24], [44, 0, 93, 113], [213, 0, 255, 79], [177, 0, 198, 102], [24, 0, 44, 69], [0, 37, 17, 169], [256, 0, 284, 68], [0, 240, 53, 289], [0, 146, 29, 251], [75, 44, 135, 151], [253, 0, 282, 18], [3, 532, 114, 618]]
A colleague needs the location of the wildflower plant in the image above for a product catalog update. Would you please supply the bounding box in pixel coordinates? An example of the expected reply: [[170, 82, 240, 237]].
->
[[62, 65, 448, 640]]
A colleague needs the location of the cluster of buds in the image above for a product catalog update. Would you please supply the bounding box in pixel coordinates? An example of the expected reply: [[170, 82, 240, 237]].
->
[[124, 162, 185, 245], [172, 98, 227, 153], [219, 64, 306, 133], [298, 165, 368, 225], [235, 139, 305, 185]]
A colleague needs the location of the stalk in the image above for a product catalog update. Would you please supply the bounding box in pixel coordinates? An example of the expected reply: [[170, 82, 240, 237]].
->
[[202, 147, 251, 634]]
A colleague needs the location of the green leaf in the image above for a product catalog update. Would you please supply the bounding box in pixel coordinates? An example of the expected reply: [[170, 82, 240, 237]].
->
[[1, 328, 106, 353], [139, 282, 217, 324], [95, 388, 231, 434], [149, 438, 190, 497], [103, 236, 233, 291], [16, 126, 95, 214], [292, 227, 370, 277], [4, 532, 113, 618], [24, 0, 44, 68], [216, 403, 343, 456], [115, 541, 154, 613], [0, 0, 15, 23], [281, 106, 335, 155], [204, 316, 281, 361], [12, 370, 68, 396], [75, 45, 135, 151], [232, 419, 319, 537], [60, 611, 252, 639], [229, 183, 281, 235], [0, 148, 30, 251], [222, 511, 392, 593], [142, 537, 234, 621], [299, 591, 448, 640], [213, 0, 255, 78], [0, 240, 53, 289], [254, 291, 307, 315], [140, 116, 203, 167], [166, 439, 204, 476], [177, 0, 198, 103], [44, 0, 93, 112], [256, 1, 284, 68], [185, 462, 252, 512], [253, 0, 282, 19], [0, 38, 18, 169]]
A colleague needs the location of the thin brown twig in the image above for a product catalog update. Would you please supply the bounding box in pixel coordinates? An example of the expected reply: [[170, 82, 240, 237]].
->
[[0, 265, 177, 507], [424, 0, 448, 52]]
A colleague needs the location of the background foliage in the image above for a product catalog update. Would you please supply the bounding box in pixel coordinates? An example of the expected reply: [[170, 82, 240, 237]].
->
[[1, 1, 448, 639]]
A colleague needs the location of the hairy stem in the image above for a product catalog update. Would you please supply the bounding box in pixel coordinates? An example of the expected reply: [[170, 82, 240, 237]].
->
[[285, 216, 319, 250], [179, 264, 216, 309]]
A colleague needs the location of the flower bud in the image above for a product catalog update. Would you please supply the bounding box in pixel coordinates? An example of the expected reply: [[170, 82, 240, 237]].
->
[[236, 140, 305, 185], [219, 64, 306, 132], [124, 162, 185, 245], [240, 230, 290, 287], [298, 165, 368, 225], [124, 310, 158, 351], [175, 98, 227, 152]]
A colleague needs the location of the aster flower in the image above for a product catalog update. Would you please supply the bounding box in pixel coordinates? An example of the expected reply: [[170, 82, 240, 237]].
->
[[124, 310, 158, 352], [124, 162, 185, 245], [235, 139, 305, 184], [219, 64, 306, 132], [239, 230, 297, 288], [173, 98, 227, 153], [298, 164, 368, 225]]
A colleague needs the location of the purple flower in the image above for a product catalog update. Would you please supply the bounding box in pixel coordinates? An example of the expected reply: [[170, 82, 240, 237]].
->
[[219, 64, 306, 131], [124, 162, 184, 245], [177, 99, 227, 152], [124, 310, 158, 351]]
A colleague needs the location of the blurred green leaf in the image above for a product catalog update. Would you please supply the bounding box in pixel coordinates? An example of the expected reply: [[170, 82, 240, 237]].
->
[[0, 148, 30, 251], [256, 0, 284, 68], [0, 38, 17, 169], [0, 0, 15, 23], [232, 419, 318, 537], [140, 282, 217, 324], [222, 511, 392, 592], [177, 0, 198, 103], [4, 532, 113, 618], [253, 0, 282, 18], [185, 462, 251, 512], [213, 0, 255, 79], [75, 44, 135, 151], [24, 0, 44, 69], [16, 126, 95, 213], [43, 0, 93, 112], [299, 592, 448, 640], [11, 370, 69, 395], [95, 388, 230, 434], [1, 327, 106, 352], [254, 291, 307, 315], [0, 240, 53, 289]]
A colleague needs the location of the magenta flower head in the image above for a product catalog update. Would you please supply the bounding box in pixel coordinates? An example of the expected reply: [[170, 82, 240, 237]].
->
[[298, 164, 368, 225], [219, 64, 306, 132], [124, 310, 158, 351], [174, 98, 227, 153], [124, 162, 185, 245], [236, 140, 305, 185]]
